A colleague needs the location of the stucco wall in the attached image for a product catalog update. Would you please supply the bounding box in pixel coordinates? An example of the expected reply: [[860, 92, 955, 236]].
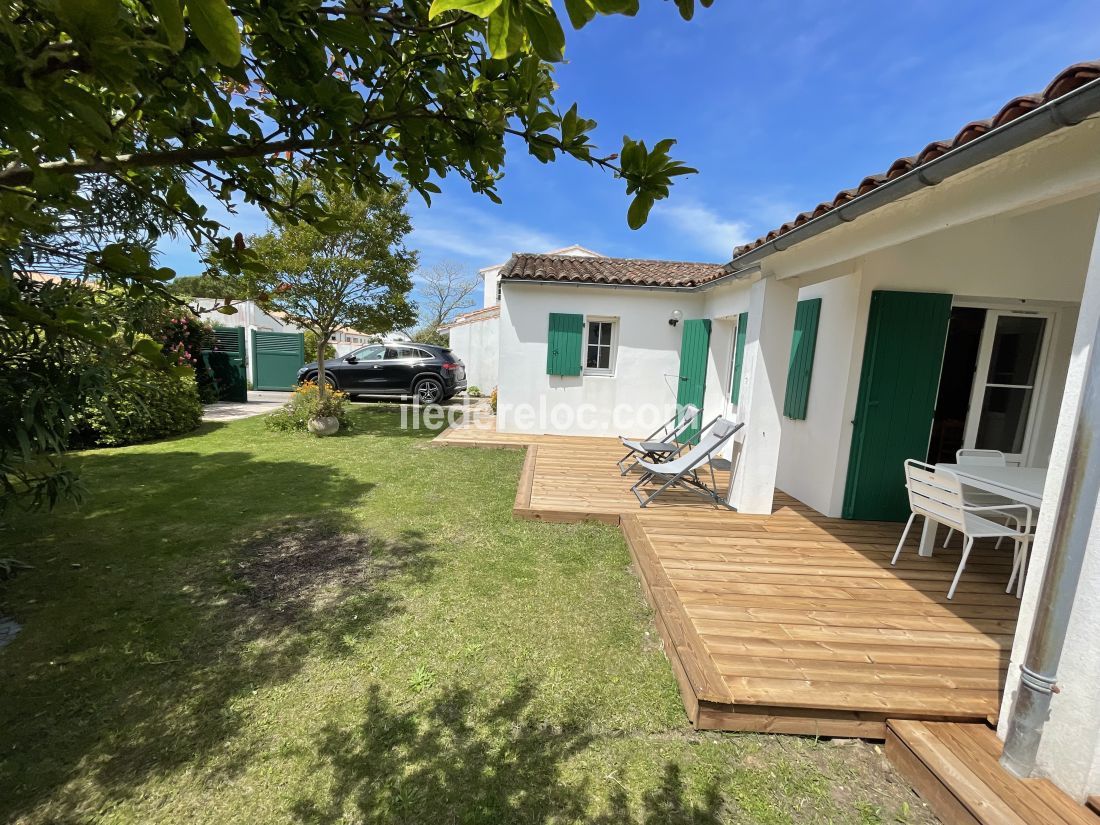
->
[[497, 283, 705, 436], [997, 209, 1100, 802], [447, 314, 499, 391], [772, 273, 863, 515]]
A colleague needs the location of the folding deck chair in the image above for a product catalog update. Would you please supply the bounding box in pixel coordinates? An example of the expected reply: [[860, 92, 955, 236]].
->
[[617, 403, 701, 475], [630, 417, 744, 508]]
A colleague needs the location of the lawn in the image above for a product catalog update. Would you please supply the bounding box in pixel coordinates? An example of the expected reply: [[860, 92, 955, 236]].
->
[[0, 406, 932, 824]]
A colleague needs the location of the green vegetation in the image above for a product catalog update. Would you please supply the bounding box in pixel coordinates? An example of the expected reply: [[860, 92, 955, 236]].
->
[[265, 382, 354, 434], [0, 409, 927, 824]]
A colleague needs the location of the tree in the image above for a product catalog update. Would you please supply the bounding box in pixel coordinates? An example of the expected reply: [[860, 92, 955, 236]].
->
[[247, 183, 417, 396], [1, 0, 710, 508], [304, 330, 337, 362], [407, 261, 479, 344], [167, 274, 250, 300]]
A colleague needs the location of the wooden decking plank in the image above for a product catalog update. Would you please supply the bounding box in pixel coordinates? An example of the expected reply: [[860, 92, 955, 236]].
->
[[440, 419, 1019, 736], [889, 721, 1030, 825], [886, 725, 981, 825]]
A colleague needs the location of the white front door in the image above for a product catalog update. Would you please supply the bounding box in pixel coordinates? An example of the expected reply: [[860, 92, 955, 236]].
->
[[962, 309, 1052, 465]]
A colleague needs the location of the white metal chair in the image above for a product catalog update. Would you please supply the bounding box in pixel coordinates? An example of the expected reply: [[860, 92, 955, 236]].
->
[[943, 449, 1010, 548], [617, 404, 701, 475], [892, 460, 1033, 599]]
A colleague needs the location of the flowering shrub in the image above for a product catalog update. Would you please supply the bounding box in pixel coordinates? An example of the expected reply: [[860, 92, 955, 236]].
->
[[152, 313, 219, 402], [265, 381, 353, 433], [489, 387, 498, 414]]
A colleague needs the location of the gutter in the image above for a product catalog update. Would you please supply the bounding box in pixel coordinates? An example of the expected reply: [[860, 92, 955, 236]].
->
[[499, 264, 761, 294], [1001, 315, 1100, 778], [725, 76, 1100, 271]]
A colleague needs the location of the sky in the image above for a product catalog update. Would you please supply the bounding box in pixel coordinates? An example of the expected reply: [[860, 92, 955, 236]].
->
[[156, 0, 1100, 312]]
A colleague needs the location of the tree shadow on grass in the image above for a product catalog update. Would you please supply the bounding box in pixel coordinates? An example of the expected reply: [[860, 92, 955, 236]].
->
[[0, 449, 439, 823], [293, 682, 726, 825]]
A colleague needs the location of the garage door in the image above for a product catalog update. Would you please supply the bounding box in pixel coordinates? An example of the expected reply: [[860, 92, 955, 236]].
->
[[251, 330, 306, 391]]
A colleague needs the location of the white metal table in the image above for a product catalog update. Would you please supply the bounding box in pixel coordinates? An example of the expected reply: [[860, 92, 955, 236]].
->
[[916, 465, 1048, 556]]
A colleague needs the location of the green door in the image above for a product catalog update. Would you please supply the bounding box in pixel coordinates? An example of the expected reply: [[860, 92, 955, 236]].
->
[[675, 319, 711, 443], [251, 330, 306, 391], [207, 326, 247, 402], [842, 291, 952, 521]]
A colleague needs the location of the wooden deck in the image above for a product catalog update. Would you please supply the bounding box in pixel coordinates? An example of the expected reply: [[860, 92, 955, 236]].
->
[[434, 420, 1021, 738], [887, 720, 1100, 825]]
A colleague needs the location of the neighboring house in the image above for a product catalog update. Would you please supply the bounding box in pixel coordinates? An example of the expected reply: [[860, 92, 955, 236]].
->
[[444, 245, 602, 391], [491, 60, 1100, 803]]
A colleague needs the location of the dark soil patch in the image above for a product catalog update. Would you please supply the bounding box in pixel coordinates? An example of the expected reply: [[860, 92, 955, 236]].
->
[[229, 521, 433, 628]]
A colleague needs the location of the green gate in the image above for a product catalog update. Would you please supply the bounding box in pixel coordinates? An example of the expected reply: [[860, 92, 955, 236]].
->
[[842, 291, 952, 521], [203, 325, 247, 402], [675, 319, 711, 443], [251, 330, 306, 391]]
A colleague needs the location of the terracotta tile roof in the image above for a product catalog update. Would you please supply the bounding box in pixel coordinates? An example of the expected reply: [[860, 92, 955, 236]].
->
[[498, 253, 727, 288], [731, 60, 1100, 260], [439, 305, 500, 330]]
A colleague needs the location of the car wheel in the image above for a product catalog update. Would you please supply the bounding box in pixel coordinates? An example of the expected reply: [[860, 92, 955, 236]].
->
[[413, 377, 444, 404], [309, 374, 337, 392]]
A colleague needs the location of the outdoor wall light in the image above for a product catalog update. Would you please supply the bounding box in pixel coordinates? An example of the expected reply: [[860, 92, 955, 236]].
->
[[669, 309, 683, 327]]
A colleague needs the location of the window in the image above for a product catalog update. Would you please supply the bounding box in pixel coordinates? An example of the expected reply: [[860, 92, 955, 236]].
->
[[351, 344, 384, 360], [584, 318, 617, 375]]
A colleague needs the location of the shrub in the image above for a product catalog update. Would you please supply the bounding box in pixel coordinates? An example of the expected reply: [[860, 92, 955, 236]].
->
[[466, 385, 481, 397], [72, 362, 203, 447], [304, 330, 336, 362], [266, 381, 353, 434], [150, 312, 218, 403], [489, 387, 497, 413]]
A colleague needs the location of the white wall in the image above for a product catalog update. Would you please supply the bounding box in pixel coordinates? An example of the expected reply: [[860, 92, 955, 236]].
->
[[481, 264, 504, 308], [772, 272, 863, 515], [997, 209, 1100, 802], [447, 313, 499, 391], [497, 283, 705, 436]]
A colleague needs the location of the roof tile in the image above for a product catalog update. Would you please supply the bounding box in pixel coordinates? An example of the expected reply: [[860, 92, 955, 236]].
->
[[498, 253, 726, 289], [731, 60, 1100, 260]]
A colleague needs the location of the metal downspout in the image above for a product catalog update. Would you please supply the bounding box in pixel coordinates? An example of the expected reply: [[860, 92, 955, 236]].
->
[[1000, 317, 1100, 777]]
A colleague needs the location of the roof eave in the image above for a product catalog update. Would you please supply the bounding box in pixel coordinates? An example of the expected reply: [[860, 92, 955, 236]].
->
[[726, 74, 1100, 271]]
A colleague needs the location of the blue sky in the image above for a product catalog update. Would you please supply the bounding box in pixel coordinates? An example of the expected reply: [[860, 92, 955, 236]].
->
[[157, 0, 1100, 310]]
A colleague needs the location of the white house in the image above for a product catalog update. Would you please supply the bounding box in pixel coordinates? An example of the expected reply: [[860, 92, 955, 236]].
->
[[490, 60, 1100, 803], [444, 245, 602, 392]]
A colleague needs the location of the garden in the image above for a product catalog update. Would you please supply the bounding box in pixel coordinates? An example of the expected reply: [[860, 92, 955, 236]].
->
[[0, 406, 929, 824]]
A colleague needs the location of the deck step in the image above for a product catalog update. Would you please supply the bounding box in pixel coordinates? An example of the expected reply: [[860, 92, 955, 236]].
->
[[1089, 796, 1100, 816], [886, 720, 1100, 825]]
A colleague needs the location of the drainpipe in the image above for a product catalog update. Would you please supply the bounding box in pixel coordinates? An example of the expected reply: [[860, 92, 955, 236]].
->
[[1000, 317, 1100, 778]]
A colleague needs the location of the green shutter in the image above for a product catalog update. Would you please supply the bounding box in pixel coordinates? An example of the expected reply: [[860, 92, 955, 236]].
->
[[783, 298, 822, 420], [842, 290, 953, 521], [731, 311, 748, 404], [675, 319, 711, 442], [546, 312, 583, 376]]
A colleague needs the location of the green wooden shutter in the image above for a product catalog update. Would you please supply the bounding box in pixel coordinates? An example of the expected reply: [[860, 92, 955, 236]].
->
[[783, 298, 822, 420], [675, 319, 711, 442], [842, 290, 953, 521], [731, 311, 748, 404], [546, 312, 583, 376]]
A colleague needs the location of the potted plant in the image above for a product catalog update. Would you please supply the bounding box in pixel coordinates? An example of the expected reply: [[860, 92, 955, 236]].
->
[[266, 381, 351, 436]]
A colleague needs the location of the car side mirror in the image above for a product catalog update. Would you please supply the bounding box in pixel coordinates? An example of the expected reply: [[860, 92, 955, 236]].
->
[[344, 355, 358, 364]]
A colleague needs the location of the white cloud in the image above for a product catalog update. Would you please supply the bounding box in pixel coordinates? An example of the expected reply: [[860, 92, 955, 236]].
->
[[409, 203, 564, 267], [650, 199, 753, 259]]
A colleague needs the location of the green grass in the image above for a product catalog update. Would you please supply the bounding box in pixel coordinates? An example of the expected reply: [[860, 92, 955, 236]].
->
[[0, 407, 931, 824]]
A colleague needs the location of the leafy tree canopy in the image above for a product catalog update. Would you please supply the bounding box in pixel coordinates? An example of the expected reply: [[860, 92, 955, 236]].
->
[[167, 273, 251, 300], [246, 182, 418, 376]]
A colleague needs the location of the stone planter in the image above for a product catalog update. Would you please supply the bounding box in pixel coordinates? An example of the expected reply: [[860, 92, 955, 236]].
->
[[307, 416, 340, 436]]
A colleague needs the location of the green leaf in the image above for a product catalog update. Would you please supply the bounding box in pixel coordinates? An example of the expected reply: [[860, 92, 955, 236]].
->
[[486, 2, 515, 58], [626, 192, 654, 230], [521, 3, 565, 61], [215, 304, 238, 315], [150, 0, 186, 50], [186, 0, 241, 66], [133, 338, 165, 362], [428, 0, 502, 19], [563, 0, 596, 28], [591, 0, 639, 15]]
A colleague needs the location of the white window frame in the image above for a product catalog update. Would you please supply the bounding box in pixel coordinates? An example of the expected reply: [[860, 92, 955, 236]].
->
[[959, 307, 1055, 466], [583, 316, 618, 376]]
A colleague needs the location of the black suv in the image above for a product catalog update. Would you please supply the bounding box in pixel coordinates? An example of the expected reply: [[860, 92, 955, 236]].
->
[[297, 343, 466, 403]]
